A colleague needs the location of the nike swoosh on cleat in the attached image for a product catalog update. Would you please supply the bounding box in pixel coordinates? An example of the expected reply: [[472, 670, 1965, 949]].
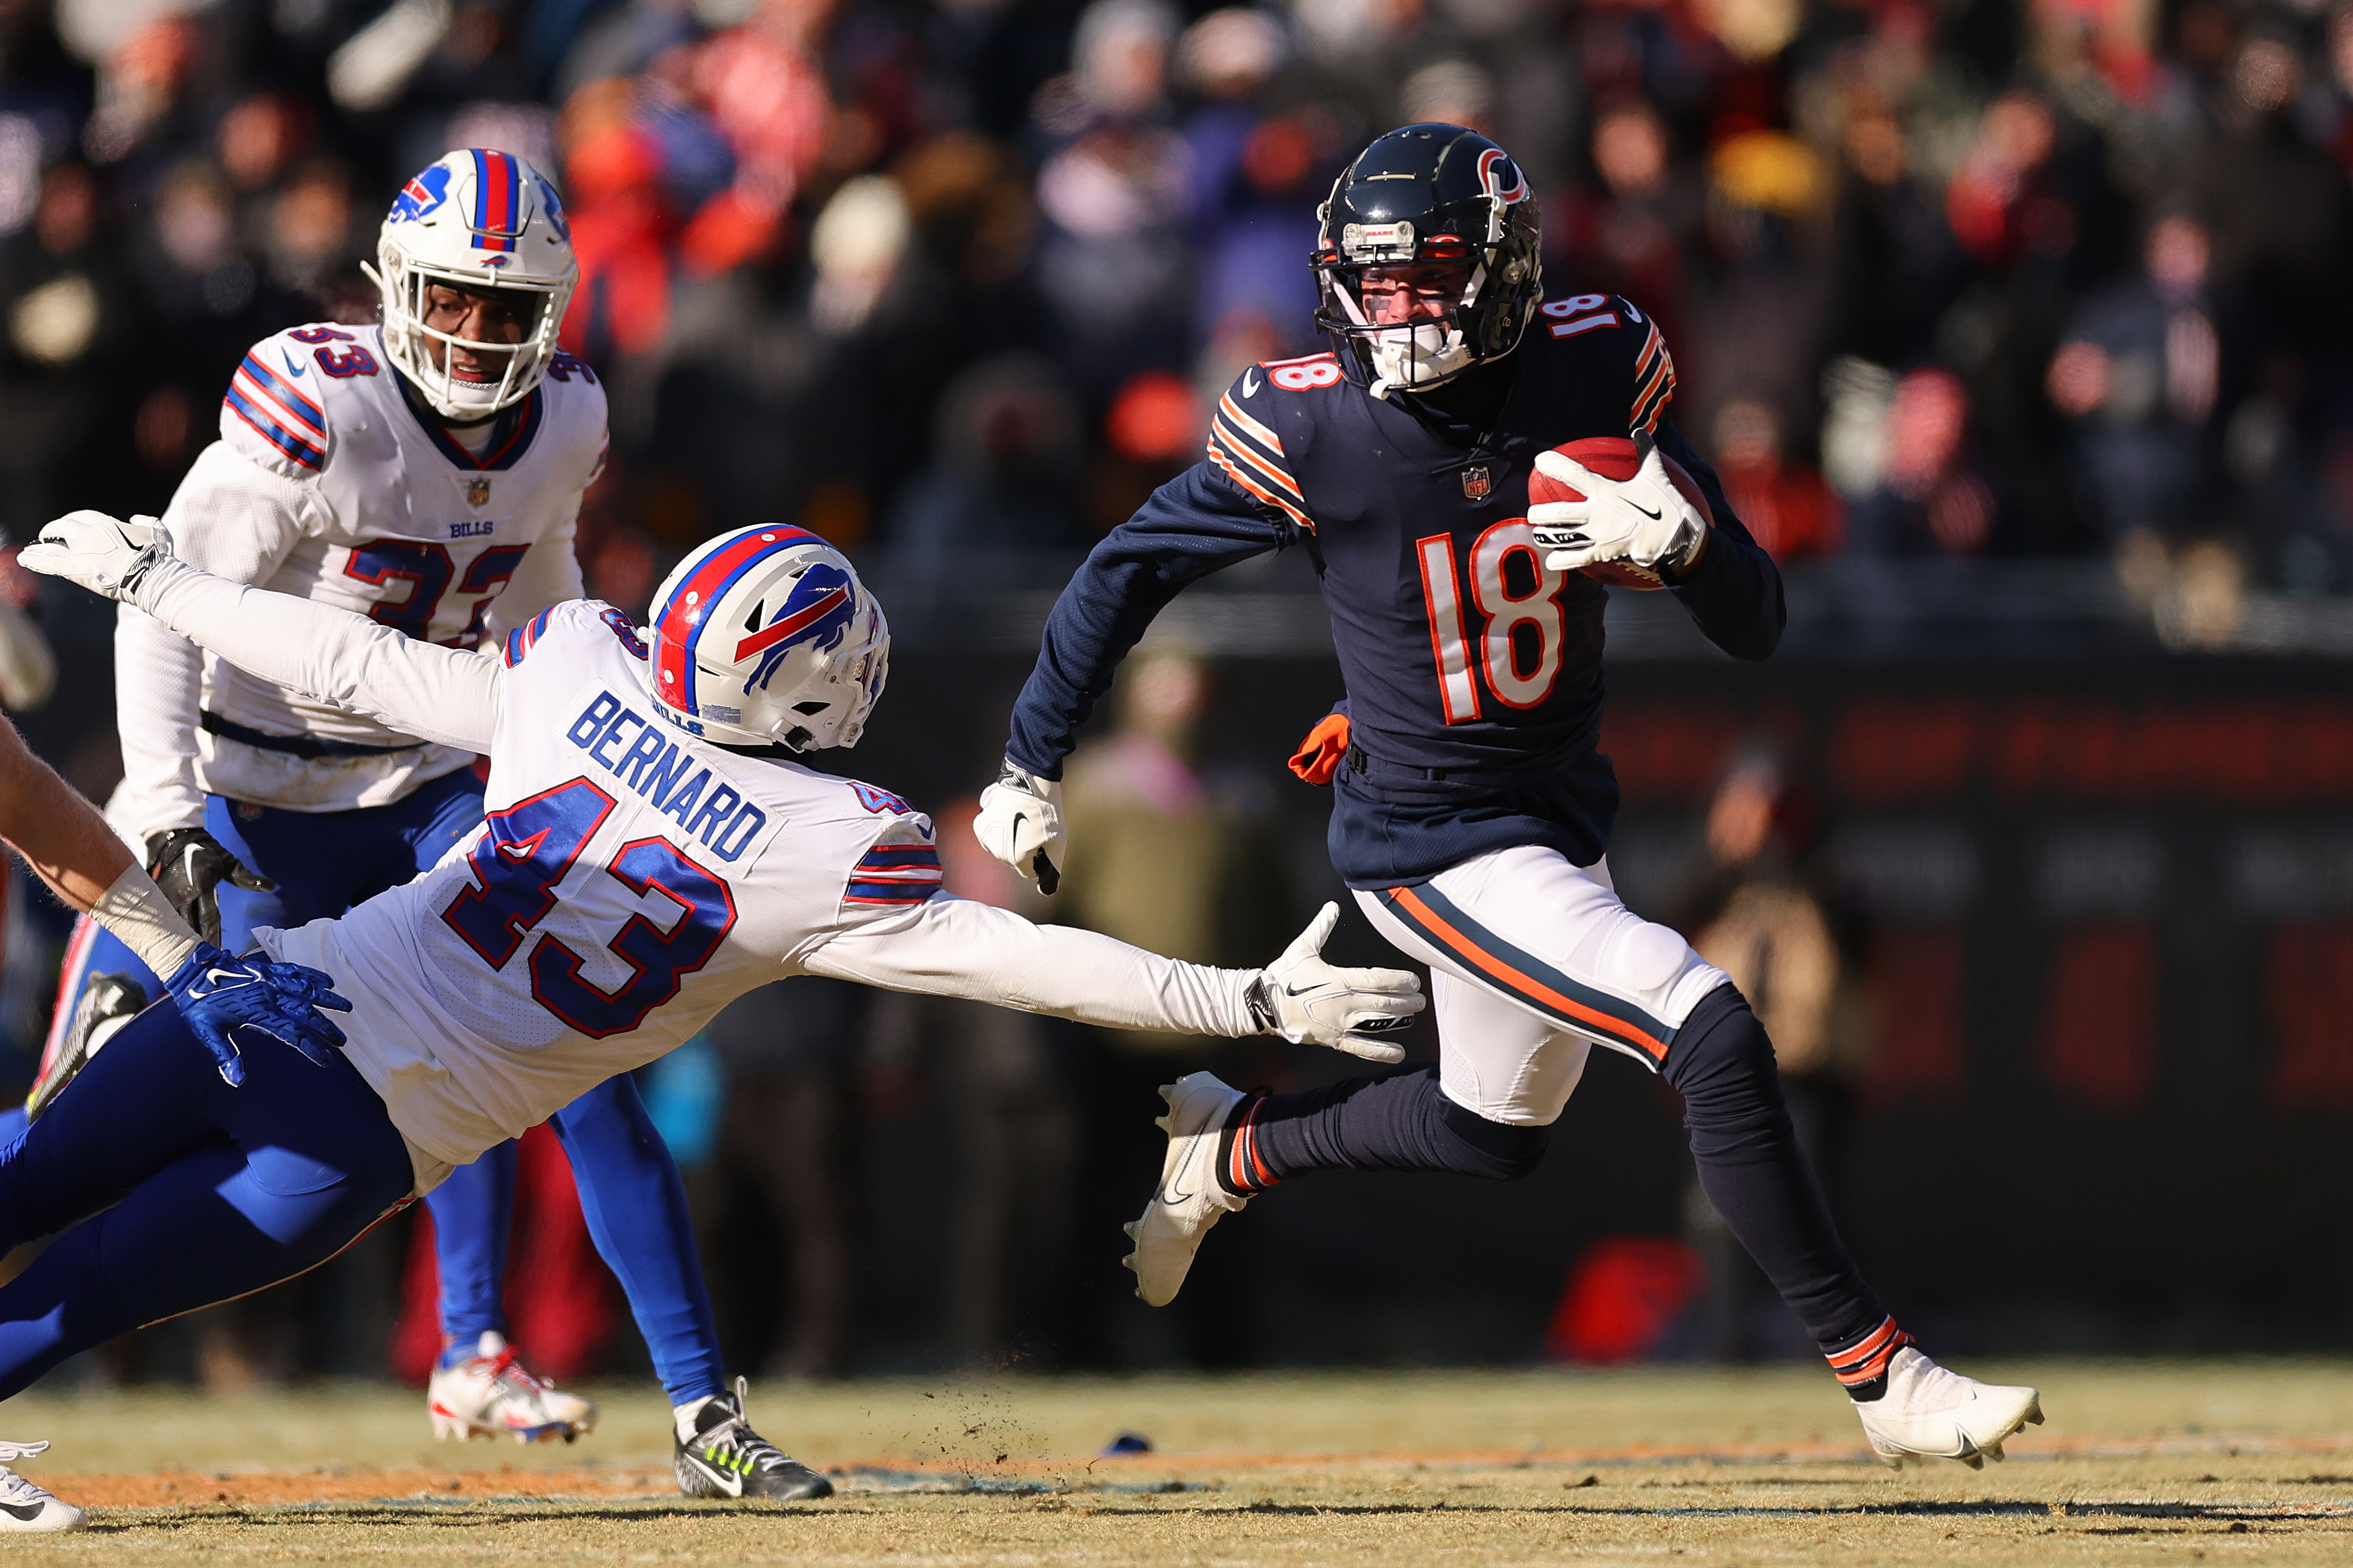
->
[[0, 1502, 45, 1521]]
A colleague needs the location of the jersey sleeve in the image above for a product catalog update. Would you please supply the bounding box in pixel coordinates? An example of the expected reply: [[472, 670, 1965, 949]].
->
[[135, 557, 504, 752], [1004, 459, 1294, 779], [219, 329, 335, 480], [798, 894, 1259, 1036], [838, 811, 944, 918], [1205, 368, 1314, 535], [113, 440, 320, 842]]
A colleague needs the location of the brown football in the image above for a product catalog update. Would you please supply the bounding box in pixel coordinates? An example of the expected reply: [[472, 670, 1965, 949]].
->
[[1526, 436, 1713, 591]]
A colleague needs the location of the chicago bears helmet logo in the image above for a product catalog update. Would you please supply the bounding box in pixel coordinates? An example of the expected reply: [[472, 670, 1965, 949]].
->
[[733, 563, 858, 694], [388, 164, 454, 224], [1477, 148, 1528, 205]]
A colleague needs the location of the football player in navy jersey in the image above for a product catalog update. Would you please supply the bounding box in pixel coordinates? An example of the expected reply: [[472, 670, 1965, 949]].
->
[[976, 123, 2043, 1468]]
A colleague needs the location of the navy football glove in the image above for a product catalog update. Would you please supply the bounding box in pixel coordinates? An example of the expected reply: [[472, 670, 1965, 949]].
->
[[162, 943, 354, 1087], [146, 828, 274, 949]]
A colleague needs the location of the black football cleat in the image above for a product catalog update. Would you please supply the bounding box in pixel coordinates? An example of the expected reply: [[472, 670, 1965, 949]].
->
[[674, 1377, 834, 1501]]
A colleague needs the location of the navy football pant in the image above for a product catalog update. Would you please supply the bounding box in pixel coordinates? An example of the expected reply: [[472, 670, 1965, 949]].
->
[[49, 770, 725, 1403], [0, 1000, 414, 1399], [1233, 845, 1898, 1381]]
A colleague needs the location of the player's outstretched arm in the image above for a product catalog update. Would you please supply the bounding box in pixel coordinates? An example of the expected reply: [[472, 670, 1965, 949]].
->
[[23, 511, 503, 752], [982, 463, 1293, 891], [802, 896, 1423, 1060], [0, 713, 350, 1084]]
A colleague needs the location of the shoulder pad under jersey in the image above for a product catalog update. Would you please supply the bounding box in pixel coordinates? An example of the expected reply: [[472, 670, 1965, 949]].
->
[[1530, 294, 1677, 433], [220, 324, 374, 478], [1207, 356, 1344, 534]]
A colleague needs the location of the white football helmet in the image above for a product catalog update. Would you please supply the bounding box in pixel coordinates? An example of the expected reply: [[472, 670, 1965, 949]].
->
[[644, 526, 891, 752], [365, 149, 579, 421]]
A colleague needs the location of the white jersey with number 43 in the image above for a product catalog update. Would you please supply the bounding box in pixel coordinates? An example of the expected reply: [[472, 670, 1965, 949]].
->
[[113, 322, 606, 840], [110, 589, 1269, 1189]]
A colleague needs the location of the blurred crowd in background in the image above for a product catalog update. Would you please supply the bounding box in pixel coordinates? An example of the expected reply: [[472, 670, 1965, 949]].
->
[[0, 0, 2346, 1381], [0, 0, 2350, 598]]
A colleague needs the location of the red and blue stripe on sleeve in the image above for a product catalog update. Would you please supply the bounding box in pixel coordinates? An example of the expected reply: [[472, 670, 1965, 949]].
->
[[843, 842, 943, 906], [502, 608, 554, 667], [224, 351, 326, 470]]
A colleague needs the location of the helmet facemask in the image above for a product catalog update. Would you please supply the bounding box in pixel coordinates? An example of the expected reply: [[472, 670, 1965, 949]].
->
[[1310, 125, 1544, 400], [368, 245, 570, 421]]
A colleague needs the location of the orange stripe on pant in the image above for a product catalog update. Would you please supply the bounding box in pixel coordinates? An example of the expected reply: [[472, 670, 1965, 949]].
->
[[1387, 887, 1670, 1062]]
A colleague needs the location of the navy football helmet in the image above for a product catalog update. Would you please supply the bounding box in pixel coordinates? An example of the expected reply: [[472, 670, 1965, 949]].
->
[[1311, 124, 1543, 397]]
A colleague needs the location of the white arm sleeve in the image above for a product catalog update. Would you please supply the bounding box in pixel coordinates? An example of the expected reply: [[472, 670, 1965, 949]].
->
[[134, 558, 502, 752], [800, 894, 1261, 1037], [113, 443, 312, 843], [483, 498, 586, 640]]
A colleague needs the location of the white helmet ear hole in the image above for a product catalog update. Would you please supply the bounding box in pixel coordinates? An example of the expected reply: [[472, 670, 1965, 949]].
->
[[792, 700, 830, 714]]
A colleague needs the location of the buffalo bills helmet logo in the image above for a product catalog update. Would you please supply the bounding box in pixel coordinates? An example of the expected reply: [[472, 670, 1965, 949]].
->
[[388, 164, 454, 224], [538, 178, 571, 243], [733, 563, 858, 695]]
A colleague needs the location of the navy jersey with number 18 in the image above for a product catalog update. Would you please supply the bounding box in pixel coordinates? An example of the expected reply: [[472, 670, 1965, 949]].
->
[[1006, 294, 1785, 887]]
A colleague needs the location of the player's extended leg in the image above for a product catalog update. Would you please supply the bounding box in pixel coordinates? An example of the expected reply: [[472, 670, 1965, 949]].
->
[[548, 1076, 831, 1501], [0, 1000, 413, 1399], [1132, 844, 2041, 1467]]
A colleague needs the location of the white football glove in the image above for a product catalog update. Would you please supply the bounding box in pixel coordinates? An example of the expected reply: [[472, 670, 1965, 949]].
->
[[1247, 902, 1425, 1063], [20, 510, 174, 604], [973, 757, 1066, 894], [1528, 430, 1708, 576]]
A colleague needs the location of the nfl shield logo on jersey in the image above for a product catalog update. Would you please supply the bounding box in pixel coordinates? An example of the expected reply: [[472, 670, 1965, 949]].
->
[[468, 477, 491, 507], [1461, 466, 1492, 501]]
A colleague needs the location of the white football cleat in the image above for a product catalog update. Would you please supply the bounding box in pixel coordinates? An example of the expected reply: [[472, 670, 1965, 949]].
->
[[0, 1441, 83, 1532], [1854, 1347, 2043, 1470], [427, 1332, 597, 1443], [1125, 1072, 1251, 1308]]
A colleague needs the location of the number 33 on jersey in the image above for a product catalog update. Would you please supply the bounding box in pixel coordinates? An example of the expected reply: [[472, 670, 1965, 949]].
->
[[220, 321, 606, 647]]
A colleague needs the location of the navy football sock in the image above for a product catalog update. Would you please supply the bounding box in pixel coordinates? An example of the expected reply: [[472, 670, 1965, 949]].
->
[[1663, 983, 1902, 1396], [1220, 1063, 1547, 1193]]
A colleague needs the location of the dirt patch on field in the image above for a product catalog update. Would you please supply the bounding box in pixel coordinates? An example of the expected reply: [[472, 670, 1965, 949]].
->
[[36, 1466, 679, 1507]]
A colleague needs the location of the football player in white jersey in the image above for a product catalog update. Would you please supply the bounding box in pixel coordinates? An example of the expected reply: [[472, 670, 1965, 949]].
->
[[37, 151, 766, 1484], [12, 514, 1423, 1501]]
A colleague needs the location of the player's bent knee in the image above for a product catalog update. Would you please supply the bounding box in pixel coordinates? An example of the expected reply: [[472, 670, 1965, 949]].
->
[[1660, 983, 1784, 1118], [1438, 1098, 1549, 1181]]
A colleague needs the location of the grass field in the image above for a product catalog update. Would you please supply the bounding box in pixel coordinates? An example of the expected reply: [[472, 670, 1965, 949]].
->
[[0, 1360, 2348, 1563]]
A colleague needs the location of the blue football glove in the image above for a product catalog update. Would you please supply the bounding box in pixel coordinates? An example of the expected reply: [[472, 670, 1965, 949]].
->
[[162, 943, 354, 1087]]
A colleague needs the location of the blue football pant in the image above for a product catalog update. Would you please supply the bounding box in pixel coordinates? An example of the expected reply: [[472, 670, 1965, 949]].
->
[[0, 999, 415, 1400], [50, 770, 726, 1403]]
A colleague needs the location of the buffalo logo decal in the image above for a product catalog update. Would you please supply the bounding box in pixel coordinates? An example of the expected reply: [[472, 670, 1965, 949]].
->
[[388, 165, 454, 224], [733, 564, 857, 694]]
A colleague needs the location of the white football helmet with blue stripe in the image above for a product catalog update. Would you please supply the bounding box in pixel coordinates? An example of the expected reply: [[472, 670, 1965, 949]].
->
[[644, 526, 891, 752], [367, 148, 579, 421]]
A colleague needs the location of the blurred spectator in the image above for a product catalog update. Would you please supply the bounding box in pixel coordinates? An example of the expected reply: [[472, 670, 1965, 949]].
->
[[1710, 398, 1842, 561], [701, 977, 868, 1379], [2047, 214, 2227, 548], [1054, 651, 1290, 1366], [1677, 752, 1871, 1361]]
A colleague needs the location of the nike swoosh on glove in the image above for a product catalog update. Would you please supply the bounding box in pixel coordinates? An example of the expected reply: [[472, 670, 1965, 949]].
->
[[1247, 902, 1425, 1061], [18, 510, 174, 604], [1527, 429, 1707, 575], [162, 943, 355, 1087], [972, 758, 1065, 894], [147, 828, 275, 949]]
